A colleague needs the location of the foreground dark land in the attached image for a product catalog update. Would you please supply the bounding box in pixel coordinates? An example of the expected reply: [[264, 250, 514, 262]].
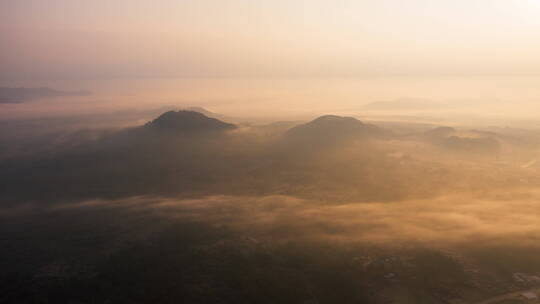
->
[[2, 110, 540, 303]]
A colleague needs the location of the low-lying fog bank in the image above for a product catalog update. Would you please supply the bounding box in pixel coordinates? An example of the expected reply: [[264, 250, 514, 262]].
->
[[2, 110, 540, 303], [2, 190, 540, 303]]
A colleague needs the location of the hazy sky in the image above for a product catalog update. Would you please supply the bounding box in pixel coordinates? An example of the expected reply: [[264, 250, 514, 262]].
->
[[2, 0, 540, 80]]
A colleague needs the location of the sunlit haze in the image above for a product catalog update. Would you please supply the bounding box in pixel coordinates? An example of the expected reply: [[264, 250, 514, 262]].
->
[[2, 1, 540, 303]]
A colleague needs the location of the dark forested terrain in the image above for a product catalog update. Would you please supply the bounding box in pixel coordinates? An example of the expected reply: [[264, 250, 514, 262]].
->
[[2, 110, 540, 303]]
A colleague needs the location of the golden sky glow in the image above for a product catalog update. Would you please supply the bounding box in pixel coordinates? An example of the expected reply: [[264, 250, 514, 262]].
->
[[2, 0, 540, 80]]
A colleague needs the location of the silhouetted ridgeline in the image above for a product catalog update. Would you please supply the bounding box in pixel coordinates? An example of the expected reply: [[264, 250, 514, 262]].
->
[[144, 110, 236, 133], [283, 115, 393, 146], [0, 110, 513, 205], [1, 109, 540, 304], [0, 87, 90, 103]]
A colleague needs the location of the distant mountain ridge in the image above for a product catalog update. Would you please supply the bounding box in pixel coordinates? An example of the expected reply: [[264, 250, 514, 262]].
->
[[144, 110, 236, 133], [284, 115, 392, 145], [0, 87, 90, 103], [422, 126, 501, 154]]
